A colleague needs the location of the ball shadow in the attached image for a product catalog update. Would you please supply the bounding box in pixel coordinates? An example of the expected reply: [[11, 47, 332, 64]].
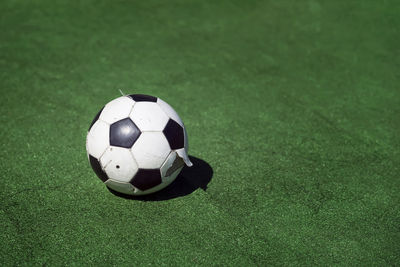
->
[[107, 156, 213, 201]]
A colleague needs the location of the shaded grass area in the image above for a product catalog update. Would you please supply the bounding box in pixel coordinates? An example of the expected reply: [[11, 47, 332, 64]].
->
[[0, 0, 399, 265]]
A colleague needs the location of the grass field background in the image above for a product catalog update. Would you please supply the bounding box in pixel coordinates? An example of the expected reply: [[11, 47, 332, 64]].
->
[[1, 0, 399, 265]]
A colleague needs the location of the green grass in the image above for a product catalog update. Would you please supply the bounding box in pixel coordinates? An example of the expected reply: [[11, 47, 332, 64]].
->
[[1, 0, 399, 265]]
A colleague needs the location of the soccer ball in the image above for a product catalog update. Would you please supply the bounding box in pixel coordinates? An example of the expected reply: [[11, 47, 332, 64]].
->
[[86, 94, 192, 196]]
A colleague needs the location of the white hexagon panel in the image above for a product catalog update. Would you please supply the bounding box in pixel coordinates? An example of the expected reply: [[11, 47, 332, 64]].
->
[[105, 179, 136, 195], [157, 98, 184, 126], [129, 102, 169, 131], [100, 146, 139, 182], [99, 96, 135, 124], [160, 151, 185, 181], [133, 181, 170, 196], [131, 132, 171, 169], [86, 120, 110, 159]]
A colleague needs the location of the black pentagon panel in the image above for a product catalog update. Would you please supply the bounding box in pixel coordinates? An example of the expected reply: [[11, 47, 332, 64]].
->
[[163, 119, 184, 150], [89, 155, 108, 182], [110, 118, 141, 148], [130, 169, 162, 191], [88, 107, 104, 131], [128, 94, 157, 102]]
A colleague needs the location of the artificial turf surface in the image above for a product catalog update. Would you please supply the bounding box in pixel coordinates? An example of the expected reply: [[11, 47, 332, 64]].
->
[[1, 0, 399, 265]]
